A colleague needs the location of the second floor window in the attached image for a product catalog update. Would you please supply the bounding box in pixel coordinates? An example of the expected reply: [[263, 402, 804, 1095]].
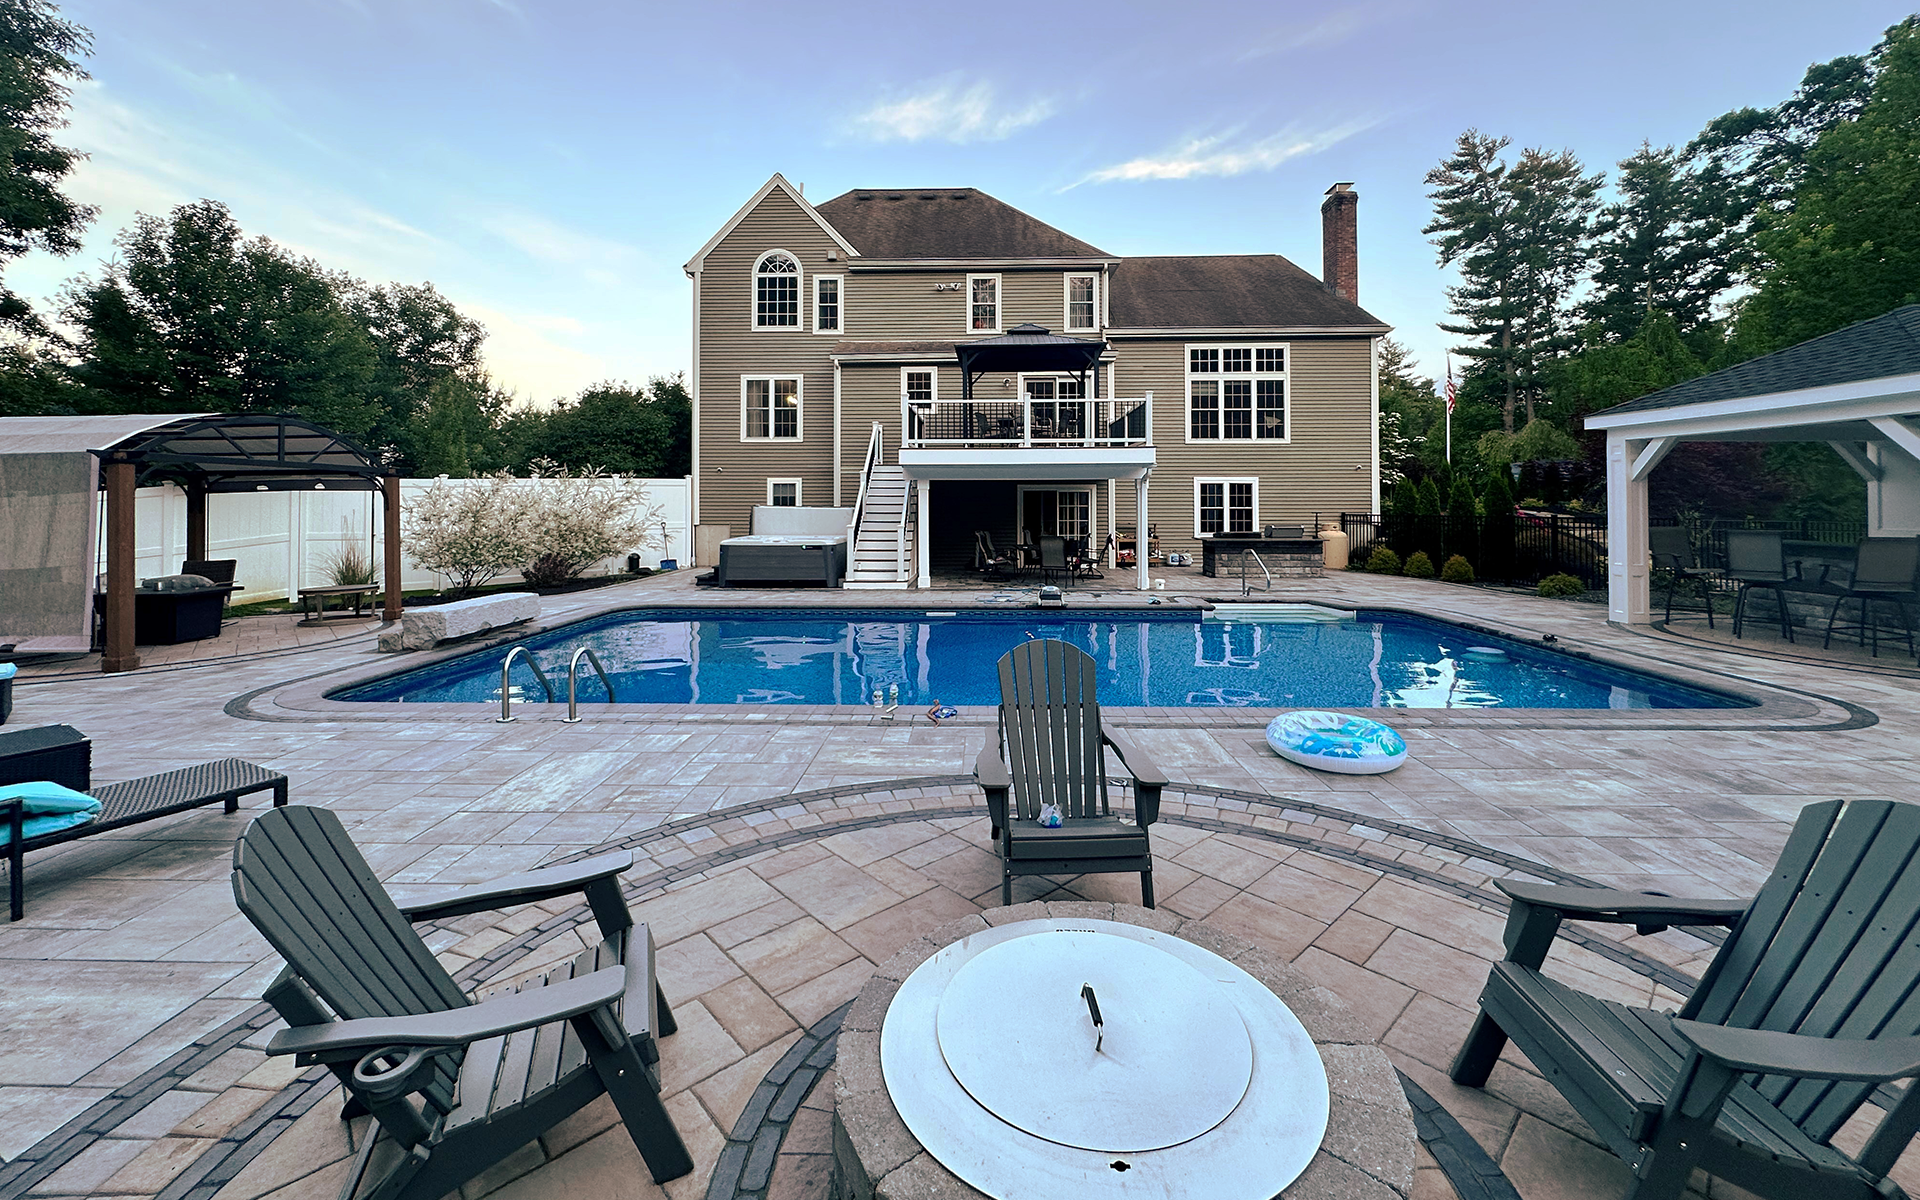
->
[[968, 274, 1000, 332], [1188, 344, 1288, 441], [755, 252, 800, 328], [744, 377, 801, 439], [1065, 274, 1096, 331], [814, 276, 840, 333]]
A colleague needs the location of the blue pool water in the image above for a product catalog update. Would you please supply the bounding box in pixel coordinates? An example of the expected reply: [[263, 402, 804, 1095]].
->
[[334, 608, 1747, 710]]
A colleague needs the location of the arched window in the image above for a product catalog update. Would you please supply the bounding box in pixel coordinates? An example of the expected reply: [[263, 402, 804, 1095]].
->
[[754, 251, 800, 328]]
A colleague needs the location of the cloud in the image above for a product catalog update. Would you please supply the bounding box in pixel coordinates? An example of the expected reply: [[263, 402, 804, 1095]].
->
[[851, 80, 1056, 144], [477, 209, 640, 272], [456, 300, 613, 400], [1077, 120, 1382, 185], [1238, 6, 1402, 61]]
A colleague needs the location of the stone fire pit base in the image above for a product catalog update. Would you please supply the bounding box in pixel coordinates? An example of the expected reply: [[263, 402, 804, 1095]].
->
[[831, 900, 1416, 1200]]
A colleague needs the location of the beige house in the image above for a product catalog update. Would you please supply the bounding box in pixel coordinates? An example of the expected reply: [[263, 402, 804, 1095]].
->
[[684, 173, 1389, 588]]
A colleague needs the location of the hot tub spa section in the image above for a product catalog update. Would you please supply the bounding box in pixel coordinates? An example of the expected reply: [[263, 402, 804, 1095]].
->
[[331, 608, 1750, 711]]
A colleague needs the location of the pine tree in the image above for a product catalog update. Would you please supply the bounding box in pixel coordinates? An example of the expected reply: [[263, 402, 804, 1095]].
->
[[1480, 470, 1515, 580], [1425, 132, 1602, 433], [1445, 475, 1478, 564], [1585, 144, 1736, 342]]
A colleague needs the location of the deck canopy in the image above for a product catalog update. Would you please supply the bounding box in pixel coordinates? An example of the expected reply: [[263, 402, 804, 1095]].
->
[[957, 323, 1108, 400], [1588, 305, 1920, 625], [0, 412, 398, 669]]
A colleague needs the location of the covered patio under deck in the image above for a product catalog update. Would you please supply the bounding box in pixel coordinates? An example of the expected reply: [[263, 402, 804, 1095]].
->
[[1592, 305, 1920, 626], [897, 323, 1158, 589]]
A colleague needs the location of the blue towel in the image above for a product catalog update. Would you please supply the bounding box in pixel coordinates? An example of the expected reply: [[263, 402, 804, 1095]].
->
[[0, 780, 100, 845]]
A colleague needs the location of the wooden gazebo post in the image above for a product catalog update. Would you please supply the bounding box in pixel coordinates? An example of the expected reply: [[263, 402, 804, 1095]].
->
[[101, 454, 140, 673], [382, 474, 403, 620], [184, 480, 208, 562]]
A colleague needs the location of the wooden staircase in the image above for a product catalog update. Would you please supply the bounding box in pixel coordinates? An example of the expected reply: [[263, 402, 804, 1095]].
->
[[843, 465, 915, 589]]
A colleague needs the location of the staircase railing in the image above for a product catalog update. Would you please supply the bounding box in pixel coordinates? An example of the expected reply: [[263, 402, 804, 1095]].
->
[[1240, 549, 1273, 596], [847, 422, 883, 555], [897, 480, 915, 583]]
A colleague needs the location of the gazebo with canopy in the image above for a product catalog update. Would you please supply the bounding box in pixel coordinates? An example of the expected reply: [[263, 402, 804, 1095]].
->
[[0, 412, 402, 672], [1589, 305, 1920, 625]]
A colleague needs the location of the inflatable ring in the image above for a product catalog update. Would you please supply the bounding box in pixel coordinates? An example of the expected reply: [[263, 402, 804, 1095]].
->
[[1265, 711, 1408, 775]]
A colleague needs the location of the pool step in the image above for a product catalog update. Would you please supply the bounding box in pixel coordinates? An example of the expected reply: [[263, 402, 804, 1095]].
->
[[1204, 603, 1355, 623]]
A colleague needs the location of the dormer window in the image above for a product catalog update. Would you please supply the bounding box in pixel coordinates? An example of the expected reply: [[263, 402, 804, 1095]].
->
[[755, 251, 801, 328]]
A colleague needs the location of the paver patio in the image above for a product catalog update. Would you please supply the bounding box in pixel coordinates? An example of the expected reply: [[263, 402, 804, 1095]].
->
[[3, 567, 1918, 1200]]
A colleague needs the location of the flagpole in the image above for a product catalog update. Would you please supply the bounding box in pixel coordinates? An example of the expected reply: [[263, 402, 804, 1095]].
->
[[1444, 354, 1454, 465]]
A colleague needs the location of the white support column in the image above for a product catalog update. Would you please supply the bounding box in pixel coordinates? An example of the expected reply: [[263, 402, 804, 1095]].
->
[[915, 476, 931, 590], [1106, 479, 1117, 568], [1134, 472, 1151, 591], [1606, 432, 1651, 624]]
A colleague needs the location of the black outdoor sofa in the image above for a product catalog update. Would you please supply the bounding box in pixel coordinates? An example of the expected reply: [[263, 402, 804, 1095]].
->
[[1, 723, 288, 920]]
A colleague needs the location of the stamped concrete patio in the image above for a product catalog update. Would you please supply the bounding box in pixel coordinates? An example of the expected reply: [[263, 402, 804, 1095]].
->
[[3, 567, 1918, 1200]]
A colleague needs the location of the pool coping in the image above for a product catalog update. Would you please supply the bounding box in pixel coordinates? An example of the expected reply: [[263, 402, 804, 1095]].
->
[[227, 595, 1869, 732]]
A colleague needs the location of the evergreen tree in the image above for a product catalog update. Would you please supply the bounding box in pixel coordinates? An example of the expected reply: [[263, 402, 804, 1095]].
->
[[1445, 474, 1478, 563], [1479, 469, 1515, 580], [1376, 337, 1442, 477], [1425, 131, 1602, 433], [1389, 477, 1419, 516], [1585, 144, 1736, 342]]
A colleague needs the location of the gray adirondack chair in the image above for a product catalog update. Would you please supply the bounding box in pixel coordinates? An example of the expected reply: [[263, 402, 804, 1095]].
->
[[1450, 799, 1920, 1200], [975, 639, 1166, 907], [231, 806, 692, 1200]]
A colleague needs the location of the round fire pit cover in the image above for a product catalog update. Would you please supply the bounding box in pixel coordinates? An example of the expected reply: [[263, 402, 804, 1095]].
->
[[935, 930, 1253, 1152], [882, 918, 1329, 1199]]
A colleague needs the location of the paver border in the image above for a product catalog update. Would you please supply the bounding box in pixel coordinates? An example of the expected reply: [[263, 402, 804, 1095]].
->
[[216, 600, 1870, 732]]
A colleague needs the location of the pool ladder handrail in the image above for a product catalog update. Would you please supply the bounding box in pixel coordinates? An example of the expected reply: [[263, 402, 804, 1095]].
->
[[1240, 548, 1273, 597], [496, 646, 554, 723], [563, 646, 616, 723]]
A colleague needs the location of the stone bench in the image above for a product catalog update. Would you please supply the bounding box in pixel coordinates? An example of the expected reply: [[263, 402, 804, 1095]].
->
[[378, 592, 539, 652]]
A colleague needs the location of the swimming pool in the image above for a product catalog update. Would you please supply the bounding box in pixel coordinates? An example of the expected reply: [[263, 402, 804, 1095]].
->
[[334, 608, 1748, 710]]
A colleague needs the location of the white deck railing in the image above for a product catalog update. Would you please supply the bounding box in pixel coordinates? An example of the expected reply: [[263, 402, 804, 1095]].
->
[[901, 393, 1152, 449]]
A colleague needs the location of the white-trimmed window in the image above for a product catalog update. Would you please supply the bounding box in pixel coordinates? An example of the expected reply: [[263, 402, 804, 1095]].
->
[[742, 376, 802, 440], [813, 275, 841, 334], [1186, 344, 1288, 442], [1064, 273, 1097, 332], [1195, 477, 1258, 536], [767, 478, 802, 507], [754, 251, 801, 328], [967, 273, 1001, 333], [902, 367, 935, 404]]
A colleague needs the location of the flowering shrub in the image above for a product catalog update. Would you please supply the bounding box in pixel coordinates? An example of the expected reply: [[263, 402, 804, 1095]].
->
[[403, 473, 523, 595], [403, 465, 664, 594]]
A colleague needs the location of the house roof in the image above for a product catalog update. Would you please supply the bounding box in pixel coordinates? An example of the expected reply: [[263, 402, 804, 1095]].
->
[[684, 173, 857, 273], [814, 188, 1109, 260], [1107, 255, 1383, 330], [831, 340, 960, 358], [1591, 305, 1920, 420]]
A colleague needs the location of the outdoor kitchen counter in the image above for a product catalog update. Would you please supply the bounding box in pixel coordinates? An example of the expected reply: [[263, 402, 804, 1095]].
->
[[832, 900, 1415, 1200]]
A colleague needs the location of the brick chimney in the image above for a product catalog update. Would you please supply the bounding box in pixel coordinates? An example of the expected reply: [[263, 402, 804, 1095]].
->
[[1321, 182, 1358, 304]]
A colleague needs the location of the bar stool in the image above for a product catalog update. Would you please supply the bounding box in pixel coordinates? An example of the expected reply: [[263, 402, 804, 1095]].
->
[[1726, 530, 1796, 643], [1822, 537, 1920, 658]]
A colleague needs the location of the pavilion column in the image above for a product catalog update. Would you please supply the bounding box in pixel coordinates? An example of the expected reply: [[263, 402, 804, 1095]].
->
[[185, 481, 208, 562], [1605, 432, 1652, 625], [1135, 472, 1151, 591], [101, 456, 140, 673], [914, 477, 931, 590], [383, 474, 403, 619]]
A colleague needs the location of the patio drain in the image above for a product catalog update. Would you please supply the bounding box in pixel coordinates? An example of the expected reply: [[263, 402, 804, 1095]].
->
[[2, 776, 1754, 1200]]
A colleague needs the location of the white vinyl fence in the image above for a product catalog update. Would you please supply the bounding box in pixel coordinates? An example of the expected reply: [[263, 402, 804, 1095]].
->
[[118, 476, 692, 602]]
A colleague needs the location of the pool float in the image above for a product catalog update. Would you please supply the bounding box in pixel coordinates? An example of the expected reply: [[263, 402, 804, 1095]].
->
[[1265, 711, 1408, 775], [1461, 645, 1510, 662]]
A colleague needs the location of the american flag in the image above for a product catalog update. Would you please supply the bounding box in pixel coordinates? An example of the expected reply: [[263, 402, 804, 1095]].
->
[[1444, 357, 1457, 415]]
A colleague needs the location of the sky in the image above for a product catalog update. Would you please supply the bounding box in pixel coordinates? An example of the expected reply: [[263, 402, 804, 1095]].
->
[[8, 0, 1913, 405]]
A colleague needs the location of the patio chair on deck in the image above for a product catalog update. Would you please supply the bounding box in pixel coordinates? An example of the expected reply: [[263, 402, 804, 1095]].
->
[[975, 530, 1015, 579], [975, 639, 1165, 908], [1725, 530, 1796, 642], [1450, 798, 1920, 1200], [231, 806, 692, 1199], [1822, 536, 1920, 657], [1038, 535, 1073, 585], [1648, 526, 1719, 627]]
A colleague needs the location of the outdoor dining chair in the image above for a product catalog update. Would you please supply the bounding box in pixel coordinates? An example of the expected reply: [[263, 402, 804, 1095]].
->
[[1648, 525, 1720, 628], [1725, 529, 1797, 643], [1038, 535, 1073, 585], [1822, 536, 1920, 657]]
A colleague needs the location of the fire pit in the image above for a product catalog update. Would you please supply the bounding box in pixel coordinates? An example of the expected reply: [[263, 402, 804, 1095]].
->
[[834, 902, 1415, 1200]]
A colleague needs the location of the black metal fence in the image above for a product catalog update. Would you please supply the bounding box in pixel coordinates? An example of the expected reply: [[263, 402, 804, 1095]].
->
[[1339, 512, 1872, 590]]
